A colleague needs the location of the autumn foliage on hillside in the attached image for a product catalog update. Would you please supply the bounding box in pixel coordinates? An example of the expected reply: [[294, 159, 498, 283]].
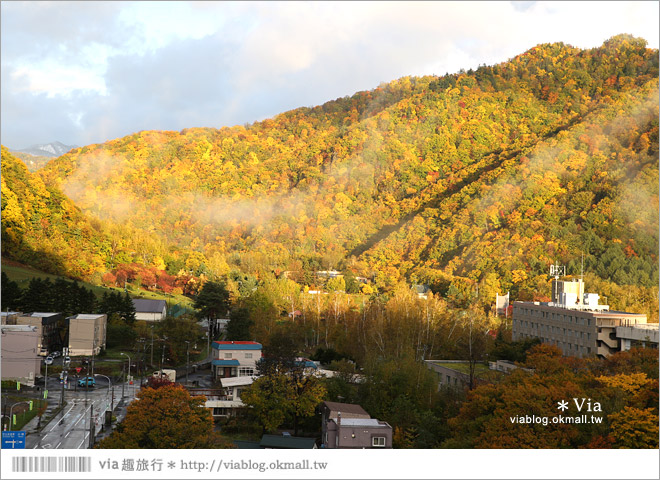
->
[[2, 35, 658, 313]]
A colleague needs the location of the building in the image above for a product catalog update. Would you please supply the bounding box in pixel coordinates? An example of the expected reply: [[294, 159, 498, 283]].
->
[[495, 292, 510, 316], [320, 401, 370, 425], [413, 284, 431, 299], [512, 278, 656, 358], [616, 324, 659, 351], [132, 299, 167, 322], [425, 360, 504, 389], [1, 325, 41, 386], [66, 314, 107, 356], [0, 312, 21, 325], [319, 401, 392, 449], [207, 376, 256, 418], [15, 312, 63, 355], [325, 417, 393, 449], [211, 341, 262, 379]]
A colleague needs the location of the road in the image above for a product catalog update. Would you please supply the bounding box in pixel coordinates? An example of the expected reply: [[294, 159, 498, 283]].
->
[[27, 379, 139, 450]]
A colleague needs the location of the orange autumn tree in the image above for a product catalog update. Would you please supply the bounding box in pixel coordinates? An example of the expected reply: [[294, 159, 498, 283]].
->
[[96, 384, 230, 449]]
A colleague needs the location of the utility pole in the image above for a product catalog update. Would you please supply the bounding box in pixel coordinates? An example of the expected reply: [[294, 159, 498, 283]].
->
[[160, 343, 166, 375], [150, 326, 154, 367], [60, 358, 66, 408], [121, 353, 131, 399], [185, 341, 190, 386], [89, 404, 94, 448], [91, 325, 98, 377]]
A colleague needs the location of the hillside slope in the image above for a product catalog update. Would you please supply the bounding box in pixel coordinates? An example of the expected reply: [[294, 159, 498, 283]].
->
[[6, 34, 658, 298]]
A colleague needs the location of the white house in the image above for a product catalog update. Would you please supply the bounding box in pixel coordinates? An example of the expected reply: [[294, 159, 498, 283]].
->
[[132, 299, 167, 322], [211, 341, 262, 379]]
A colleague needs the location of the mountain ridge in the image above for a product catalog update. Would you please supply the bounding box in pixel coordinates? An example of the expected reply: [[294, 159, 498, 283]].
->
[[2, 35, 658, 308]]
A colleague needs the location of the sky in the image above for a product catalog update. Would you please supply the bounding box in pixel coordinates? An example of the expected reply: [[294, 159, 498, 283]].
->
[[1, 1, 658, 150]]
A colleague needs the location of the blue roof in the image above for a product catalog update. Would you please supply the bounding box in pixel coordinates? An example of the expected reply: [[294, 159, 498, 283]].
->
[[296, 360, 317, 369], [212, 341, 262, 350], [212, 359, 240, 366]]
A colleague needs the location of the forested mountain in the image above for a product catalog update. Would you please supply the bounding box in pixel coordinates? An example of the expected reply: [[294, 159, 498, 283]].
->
[[3, 35, 658, 306]]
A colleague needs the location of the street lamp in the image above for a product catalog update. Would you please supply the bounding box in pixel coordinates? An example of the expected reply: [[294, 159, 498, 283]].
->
[[94, 374, 113, 429], [8, 401, 30, 431], [120, 353, 131, 400], [93, 374, 114, 414]]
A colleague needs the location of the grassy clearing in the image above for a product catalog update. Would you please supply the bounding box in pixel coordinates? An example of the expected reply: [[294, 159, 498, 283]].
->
[[1, 259, 195, 311]]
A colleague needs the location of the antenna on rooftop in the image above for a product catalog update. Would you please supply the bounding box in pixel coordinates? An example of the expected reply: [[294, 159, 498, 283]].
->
[[549, 263, 565, 280]]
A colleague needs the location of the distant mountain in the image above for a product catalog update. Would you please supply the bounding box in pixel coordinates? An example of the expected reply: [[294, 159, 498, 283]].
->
[[9, 151, 52, 172], [12, 141, 77, 158]]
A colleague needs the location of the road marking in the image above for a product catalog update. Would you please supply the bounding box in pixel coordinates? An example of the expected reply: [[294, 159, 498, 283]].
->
[[65, 431, 71, 438], [55, 442, 61, 448], [48, 403, 76, 431], [77, 432, 89, 449]]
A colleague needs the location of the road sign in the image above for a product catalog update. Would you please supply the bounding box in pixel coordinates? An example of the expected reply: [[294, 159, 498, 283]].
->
[[2, 431, 26, 449], [76, 367, 82, 373]]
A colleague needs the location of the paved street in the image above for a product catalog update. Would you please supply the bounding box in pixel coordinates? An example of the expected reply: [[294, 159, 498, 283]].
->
[[25, 380, 140, 450]]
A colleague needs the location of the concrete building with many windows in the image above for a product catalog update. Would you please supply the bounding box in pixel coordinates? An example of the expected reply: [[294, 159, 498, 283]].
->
[[15, 312, 63, 356], [66, 314, 107, 356], [513, 279, 656, 357], [1, 325, 41, 386]]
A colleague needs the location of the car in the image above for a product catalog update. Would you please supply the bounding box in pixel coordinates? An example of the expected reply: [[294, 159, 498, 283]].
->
[[51, 351, 61, 358], [45, 356, 54, 364], [78, 376, 96, 388], [64, 356, 71, 364]]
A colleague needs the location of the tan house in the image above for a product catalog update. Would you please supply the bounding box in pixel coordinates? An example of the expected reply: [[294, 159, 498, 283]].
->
[[67, 314, 107, 356], [1, 325, 41, 386]]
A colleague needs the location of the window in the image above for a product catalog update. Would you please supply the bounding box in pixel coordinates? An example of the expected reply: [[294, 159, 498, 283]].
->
[[224, 353, 233, 359], [238, 367, 254, 377], [245, 353, 253, 359], [446, 375, 451, 384], [372, 437, 386, 447], [213, 408, 229, 416]]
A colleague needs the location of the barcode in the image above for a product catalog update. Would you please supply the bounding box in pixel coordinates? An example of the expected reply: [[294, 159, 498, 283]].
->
[[12, 456, 92, 473]]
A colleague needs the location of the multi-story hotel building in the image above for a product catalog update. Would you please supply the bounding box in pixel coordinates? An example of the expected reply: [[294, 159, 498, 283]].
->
[[513, 278, 656, 358]]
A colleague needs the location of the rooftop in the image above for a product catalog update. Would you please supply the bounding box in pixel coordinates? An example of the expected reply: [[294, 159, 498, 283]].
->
[[322, 401, 370, 417], [211, 359, 240, 367], [428, 361, 492, 376], [68, 314, 105, 320], [132, 299, 167, 313], [212, 341, 262, 350], [337, 418, 386, 427], [260, 434, 316, 449], [22, 312, 60, 318], [1, 325, 38, 332], [220, 376, 256, 387]]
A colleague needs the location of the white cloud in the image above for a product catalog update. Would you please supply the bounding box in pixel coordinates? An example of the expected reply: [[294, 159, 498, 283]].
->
[[11, 63, 107, 97], [1, 1, 658, 149]]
